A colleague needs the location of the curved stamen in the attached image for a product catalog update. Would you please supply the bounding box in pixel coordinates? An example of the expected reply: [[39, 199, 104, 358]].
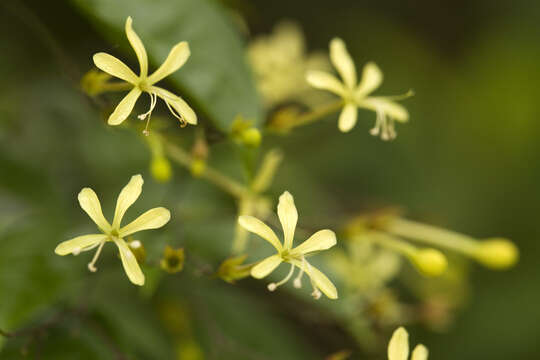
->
[[267, 262, 295, 291], [163, 99, 187, 127], [87, 241, 106, 272], [138, 92, 158, 136]]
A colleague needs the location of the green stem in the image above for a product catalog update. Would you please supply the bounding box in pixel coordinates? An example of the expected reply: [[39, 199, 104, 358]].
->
[[163, 138, 251, 199], [357, 231, 416, 258], [385, 218, 478, 255]]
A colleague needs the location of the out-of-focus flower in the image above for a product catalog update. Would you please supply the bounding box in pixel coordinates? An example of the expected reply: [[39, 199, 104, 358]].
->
[[328, 240, 401, 293], [388, 327, 429, 360], [55, 175, 170, 286], [160, 245, 185, 274], [307, 38, 412, 139], [247, 21, 331, 108], [93, 17, 197, 132], [238, 191, 338, 299]]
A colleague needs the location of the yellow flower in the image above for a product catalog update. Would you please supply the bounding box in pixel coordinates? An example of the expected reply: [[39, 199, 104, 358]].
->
[[306, 38, 412, 139], [388, 327, 429, 360], [93, 17, 197, 132], [54, 175, 170, 286], [160, 245, 185, 274], [238, 191, 338, 299]]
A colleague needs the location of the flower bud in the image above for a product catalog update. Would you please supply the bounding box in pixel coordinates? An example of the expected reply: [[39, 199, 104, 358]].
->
[[240, 127, 262, 148], [410, 248, 447, 277], [473, 238, 518, 269], [216, 255, 253, 284], [190, 158, 206, 177], [150, 156, 172, 182]]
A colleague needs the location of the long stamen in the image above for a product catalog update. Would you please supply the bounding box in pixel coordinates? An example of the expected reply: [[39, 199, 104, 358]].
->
[[305, 260, 321, 299], [87, 241, 106, 272], [267, 263, 296, 291], [293, 256, 306, 288], [73, 241, 101, 256], [138, 93, 158, 136], [164, 99, 187, 127]]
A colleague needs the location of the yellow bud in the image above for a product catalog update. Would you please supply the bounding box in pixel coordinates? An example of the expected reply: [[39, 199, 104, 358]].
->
[[80, 69, 111, 96], [160, 245, 185, 274], [473, 238, 518, 269], [410, 248, 447, 277], [240, 127, 262, 147], [190, 158, 206, 177], [150, 156, 172, 182]]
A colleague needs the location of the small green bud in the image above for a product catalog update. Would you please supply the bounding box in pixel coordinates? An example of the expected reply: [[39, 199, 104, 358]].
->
[[473, 238, 518, 269], [410, 248, 447, 277], [150, 156, 172, 182], [190, 158, 206, 177], [240, 127, 262, 147], [81, 69, 111, 96], [216, 255, 253, 283]]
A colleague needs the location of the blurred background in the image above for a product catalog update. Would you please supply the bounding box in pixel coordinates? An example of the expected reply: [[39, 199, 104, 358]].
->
[[1, 0, 539, 359]]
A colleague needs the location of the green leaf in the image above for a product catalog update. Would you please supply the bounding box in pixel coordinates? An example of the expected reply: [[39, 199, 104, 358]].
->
[[71, 0, 263, 132]]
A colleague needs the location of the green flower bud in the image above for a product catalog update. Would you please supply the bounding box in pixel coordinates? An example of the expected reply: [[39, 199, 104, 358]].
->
[[473, 238, 518, 269], [410, 248, 447, 277], [150, 156, 172, 182]]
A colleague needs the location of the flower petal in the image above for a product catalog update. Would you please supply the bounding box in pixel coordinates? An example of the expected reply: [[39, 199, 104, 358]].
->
[[55, 234, 108, 256], [355, 62, 383, 97], [114, 238, 145, 285], [358, 97, 409, 122], [305, 70, 346, 96], [290, 259, 338, 299], [251, 254, 282, 279], [107, 87, 142, 125], [388, 327, 409, 360], [277, 191, 298, 250], [125, 17, 148, 77], [119, 207, 171, 237], [238, 215, 282, 252], [411, 345, 429, 360], [147, 41, 190, 84], [292, 229, 336, 255], [78, 188, 111, 232], [112, 174, 143, 229], [92, 53, 138, 84], [151, 86, 197, 125], [338, 103, 358, 132], [330, 38, 357, 89]]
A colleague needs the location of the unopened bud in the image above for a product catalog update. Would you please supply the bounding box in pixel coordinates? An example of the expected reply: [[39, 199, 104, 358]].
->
[[473, 238, 518, 269], [150, 156, 172, 183], [240, 127, 262, 148], [190, 158, 206, 177], [410, 248, 447, 277]]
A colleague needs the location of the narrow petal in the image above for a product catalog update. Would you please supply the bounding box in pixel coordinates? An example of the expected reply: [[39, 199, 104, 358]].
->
[[147, 42, 190, 84], [55, 234, 108, 256], [238, 215, 282, 252], [359, 97, 409, 122], [119, 207, 171, 237], [338, 103, 358, 132], [305, 70, 346, 96], [251, 255, 282, 279], [330, 38, 357, 89], [107, 87, 142, 125], [114, 238, 145, 285], [151, 86, 197, 125], [411, 345, 429, 360], [92, 53, 138, 84], [78, 188, 111, 232], [388, 327, 409, 360], [277, 191, 298, 250], [291, 259, 338, 299], [125, 17, 148, 77], [355, 62, 383, 97], [292, 229, 336, 255], [112, 174, 143, 229]]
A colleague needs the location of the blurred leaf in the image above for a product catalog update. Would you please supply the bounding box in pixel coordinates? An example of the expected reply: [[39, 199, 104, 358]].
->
[[71, 0, 263, 132]]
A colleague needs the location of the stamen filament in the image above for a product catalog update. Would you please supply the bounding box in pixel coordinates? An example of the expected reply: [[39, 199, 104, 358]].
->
[[88, 240, 106, 272], [293, 256, 306, 288], [267, 263, 295, 291]]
